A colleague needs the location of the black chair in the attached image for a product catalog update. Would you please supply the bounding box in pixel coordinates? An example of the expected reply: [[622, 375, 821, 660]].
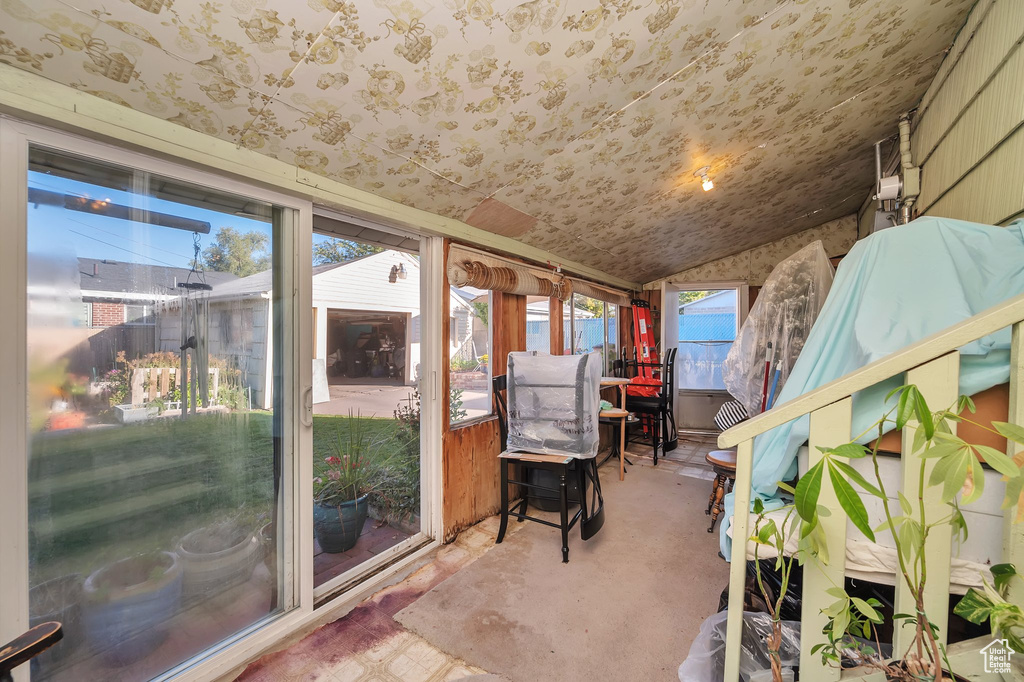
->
[[625, 347, 678, 464], [1, 622, 62, 682], [493, 374, 605, 563]]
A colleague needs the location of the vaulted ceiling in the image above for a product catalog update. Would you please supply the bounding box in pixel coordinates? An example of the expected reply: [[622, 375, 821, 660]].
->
[[0, 0, 973, 282]]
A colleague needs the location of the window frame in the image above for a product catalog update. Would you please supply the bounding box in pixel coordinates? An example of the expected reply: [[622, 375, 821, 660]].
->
[[0, 119, 447, 682], [665, 281, 749, 394]]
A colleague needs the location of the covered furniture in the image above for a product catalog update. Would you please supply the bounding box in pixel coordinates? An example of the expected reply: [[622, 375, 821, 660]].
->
[[494, 352, 605, 562]]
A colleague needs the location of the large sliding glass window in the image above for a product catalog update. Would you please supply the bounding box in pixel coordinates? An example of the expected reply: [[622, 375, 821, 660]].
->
[[25, 146, 289, 681], [309, 219, 429, 592]]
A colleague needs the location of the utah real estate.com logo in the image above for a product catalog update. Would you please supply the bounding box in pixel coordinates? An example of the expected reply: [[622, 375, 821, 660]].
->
[[981, 638, 1015, 674]]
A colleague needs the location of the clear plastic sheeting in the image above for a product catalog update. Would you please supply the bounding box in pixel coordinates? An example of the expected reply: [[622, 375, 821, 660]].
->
[[506, 351, 602, 458], [677, 611, 800, 682], [722, 241, 834, 417]]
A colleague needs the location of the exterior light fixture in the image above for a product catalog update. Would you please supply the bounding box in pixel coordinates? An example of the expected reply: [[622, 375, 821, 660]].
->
[[388, 263, 407, 283], [694, 166, 714, 192]]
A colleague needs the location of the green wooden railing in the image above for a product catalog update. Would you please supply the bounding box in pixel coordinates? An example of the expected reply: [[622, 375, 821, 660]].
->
[[717, 292, 1024, 681]]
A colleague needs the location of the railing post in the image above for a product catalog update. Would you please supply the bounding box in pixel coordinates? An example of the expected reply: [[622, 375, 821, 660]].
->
[[802, 398, 853, 678], [724, 438, 753, 682], [894, 352, 959, 654], [1005, 321, 1024, 606]]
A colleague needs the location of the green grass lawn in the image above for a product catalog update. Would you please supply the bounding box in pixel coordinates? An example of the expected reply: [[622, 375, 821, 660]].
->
[[28, 412, 417, 584]]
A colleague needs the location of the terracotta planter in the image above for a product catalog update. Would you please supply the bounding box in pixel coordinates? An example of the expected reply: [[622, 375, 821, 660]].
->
[[177, 522, 260, 600], [313, 495, 369, 553], [82, 551, 182, 666]]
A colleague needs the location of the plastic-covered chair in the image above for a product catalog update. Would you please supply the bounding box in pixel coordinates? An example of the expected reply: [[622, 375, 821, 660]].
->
[[493, 352, 605, 563]]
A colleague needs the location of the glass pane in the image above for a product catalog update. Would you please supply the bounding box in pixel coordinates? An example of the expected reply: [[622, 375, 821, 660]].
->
[[572, 295, 606, 364], [310, 232, 424, 589], [449, 288, 490, 424], [26, 147, 286, 681], [562, 301, 572, 354], [525, 295, 550, 352], [677, 289, 738, 390]]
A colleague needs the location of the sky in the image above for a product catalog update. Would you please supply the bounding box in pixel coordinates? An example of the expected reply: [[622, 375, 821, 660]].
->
[[27, 170, 346, 271]]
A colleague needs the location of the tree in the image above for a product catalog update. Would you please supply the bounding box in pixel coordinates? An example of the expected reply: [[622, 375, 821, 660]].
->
[[471, 301, 488, 326], [679, 290, 713, 305], [575, 296, 604, 318], [202, 227, 270, 277], [313, 238, 382, 265]]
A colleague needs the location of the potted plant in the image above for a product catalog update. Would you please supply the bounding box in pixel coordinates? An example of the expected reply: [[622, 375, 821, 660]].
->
[[82, 551, 182, 665], [746, 385, 1024, 681], [313, 413, 384, 553], [176, 520, 260, 600]]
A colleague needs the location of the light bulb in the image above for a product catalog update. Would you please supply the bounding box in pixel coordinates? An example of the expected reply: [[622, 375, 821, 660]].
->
[[702, 176, 714, 192]]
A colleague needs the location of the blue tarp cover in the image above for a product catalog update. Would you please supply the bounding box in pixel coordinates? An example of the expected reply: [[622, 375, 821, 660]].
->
[[722, 216, 1024, 554]]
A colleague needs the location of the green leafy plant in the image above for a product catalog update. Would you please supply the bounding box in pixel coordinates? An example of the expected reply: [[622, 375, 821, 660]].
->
[[313, 412, 389, 506], [749, 498, 799, 680], [953, 563, 1024, 653], [793, 384, 1024, 680]]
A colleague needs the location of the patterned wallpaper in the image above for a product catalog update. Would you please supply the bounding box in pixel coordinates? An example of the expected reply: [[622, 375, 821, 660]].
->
[[0, 0, 972, 282], [663, 213, 856, 285]]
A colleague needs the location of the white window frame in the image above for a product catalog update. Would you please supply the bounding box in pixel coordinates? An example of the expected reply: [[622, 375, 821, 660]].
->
[[0, 119, 444, 682], [662, 280, 748, 394], [569, 294, 616, 371]]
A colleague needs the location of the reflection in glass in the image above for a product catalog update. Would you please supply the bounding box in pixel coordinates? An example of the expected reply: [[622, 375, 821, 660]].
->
[[26, 147, 284, 680]]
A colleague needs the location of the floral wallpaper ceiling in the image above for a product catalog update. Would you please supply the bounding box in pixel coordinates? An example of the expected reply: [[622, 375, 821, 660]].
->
[[0, 0, 973, 282]]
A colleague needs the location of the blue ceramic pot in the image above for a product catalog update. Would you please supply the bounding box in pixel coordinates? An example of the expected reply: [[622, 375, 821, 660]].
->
[[313, 495, 369, 553]]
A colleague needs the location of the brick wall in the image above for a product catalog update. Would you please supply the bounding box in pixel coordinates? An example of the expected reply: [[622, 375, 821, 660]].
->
[[91, 302, 125, 327]]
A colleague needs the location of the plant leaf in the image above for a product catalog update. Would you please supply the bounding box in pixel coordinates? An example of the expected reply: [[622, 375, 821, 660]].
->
[[851, 597, 883, 623], [913, 388, 935, 439], [830, 458, 883, 498], [921, 442, 965, 459], [896, 387, 915, 430], [757, 519, 778, 545], [828, 460, 875, 542], [795, 460, 825, 523], [962, 455, 985, 505], [898, 491, 913, 515], [939, 451, 970, 504], [753, 497, 765, 515], [953, 589, 994, 624], [974, 445, 1020, 478], [831, 443, 869, 459], [958, 394, 976, 414], [990, 563, 1018, 592], [994, 422, 1024, 447], [777, 481, 796, 495]]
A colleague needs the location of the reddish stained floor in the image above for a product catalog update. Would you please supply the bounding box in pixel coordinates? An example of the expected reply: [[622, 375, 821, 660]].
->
[[236, 519, 508, 682]]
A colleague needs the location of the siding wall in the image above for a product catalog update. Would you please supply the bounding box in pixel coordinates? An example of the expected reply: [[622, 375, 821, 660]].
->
[[913, 0, 1024, 225]]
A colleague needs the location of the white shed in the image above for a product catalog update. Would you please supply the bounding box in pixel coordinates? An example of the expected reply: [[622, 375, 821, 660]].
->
[[156, 250, 472, 409]]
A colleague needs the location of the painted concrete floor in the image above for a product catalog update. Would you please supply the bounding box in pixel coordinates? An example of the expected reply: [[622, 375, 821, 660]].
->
[[233, 436, 724, 682]]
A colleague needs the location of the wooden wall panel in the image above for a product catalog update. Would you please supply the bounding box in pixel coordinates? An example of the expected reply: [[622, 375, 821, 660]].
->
[[441, 241, 528, 541], [549, 296, 564, 354]]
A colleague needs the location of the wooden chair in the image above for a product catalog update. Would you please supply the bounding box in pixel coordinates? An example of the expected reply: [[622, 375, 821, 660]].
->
[[625, 347, 678, 464], [705, 449, 737, 532], [1, 622, 62, 682], [493, 373, 605, 563]]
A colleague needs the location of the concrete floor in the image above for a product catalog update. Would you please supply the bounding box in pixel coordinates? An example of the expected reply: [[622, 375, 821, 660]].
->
[[234, 437, 729, 682], [313, 383, 490, 420]]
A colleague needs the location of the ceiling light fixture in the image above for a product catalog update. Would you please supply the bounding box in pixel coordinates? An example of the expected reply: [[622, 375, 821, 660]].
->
[[694, 166, 714, 192]]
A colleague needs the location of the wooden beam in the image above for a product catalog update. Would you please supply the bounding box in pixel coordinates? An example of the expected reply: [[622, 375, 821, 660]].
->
[[549, 297, 563, 355]]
